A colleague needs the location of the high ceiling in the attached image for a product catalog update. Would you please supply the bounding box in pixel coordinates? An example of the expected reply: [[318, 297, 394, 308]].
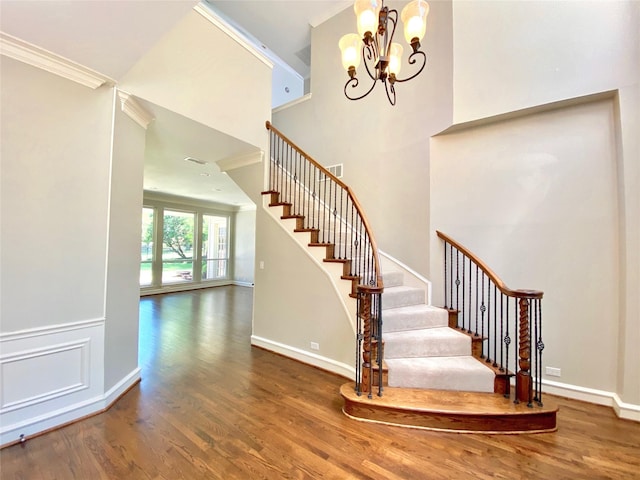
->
[[206, 1, 350, 81], [0, 0, 351, 208]]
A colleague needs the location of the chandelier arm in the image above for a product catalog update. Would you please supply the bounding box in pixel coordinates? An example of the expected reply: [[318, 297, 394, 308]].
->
[[391, 51, 427, 83], [344, 76, 378, 101], [386, 8, 399, 46], [362, 43, 379, 81], [383, 79, 397, 106]]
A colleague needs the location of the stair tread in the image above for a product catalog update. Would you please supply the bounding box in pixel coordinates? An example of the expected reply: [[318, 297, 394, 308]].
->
[[386, 355, 493, 370], [340, 382, 557, 417], [386, 356, 495, 392], [384, 327, 471, 359], [384, 326, 470, 342], [382, 304, 448, 331]]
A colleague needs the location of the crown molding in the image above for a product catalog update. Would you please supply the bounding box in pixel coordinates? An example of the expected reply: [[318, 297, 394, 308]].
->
[[193, 4, 273, 70], [217, 151, 263, 172], [0, 32, 113, 89], [117, 91, 154, 129]]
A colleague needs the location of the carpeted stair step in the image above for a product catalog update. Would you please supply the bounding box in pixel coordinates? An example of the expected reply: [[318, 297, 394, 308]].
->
[[384, 327, 471, 358], [382, 304, 448, 332], [382, 285, 425, 309], [385, 356, 495, 392]]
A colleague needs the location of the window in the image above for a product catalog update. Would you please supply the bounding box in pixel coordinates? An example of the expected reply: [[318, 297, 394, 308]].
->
[[140, 201, 233, 291], [162, 210, 195, 284], [140, 207, 154, 286], [202, 215, 228, 280]]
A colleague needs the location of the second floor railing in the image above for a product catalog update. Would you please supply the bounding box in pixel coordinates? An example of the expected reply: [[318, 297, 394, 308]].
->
[[265, 121, 384, 398], [438, 231, 545, 407]]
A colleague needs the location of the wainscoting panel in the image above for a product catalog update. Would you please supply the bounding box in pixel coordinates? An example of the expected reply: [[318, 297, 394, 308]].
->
[[1, 339, 90, 411], [0, 319, 105, 446]]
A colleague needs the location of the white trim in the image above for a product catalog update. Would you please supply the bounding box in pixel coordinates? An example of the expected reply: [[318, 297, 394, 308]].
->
[[0, 367, 140, 447], [103, 368, 141, 409], [251, 335, 354, 380], [543, 379, 640, 422], [140, 279, 235, 296], [217, 151, 263, 173], [117, 91, 154, 129], [0, 31, 113, 89], [0, 318, 105, 343], [193, 4, 273, 70], [232, 281, 254, 288], [272, 93, 313, 114]]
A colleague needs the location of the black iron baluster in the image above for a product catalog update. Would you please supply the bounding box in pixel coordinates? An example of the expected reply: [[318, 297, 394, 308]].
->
[[461, 253, 466, 332], [444, 241, 448, 309], [513, 299, 519, 404], [455, 249, 460, 321], [475, 264, 479, 336], [321, 173, 327, 243], [491, 284, 497, 366], [481, 273, 487, 358], [537, 299, 544, 406]]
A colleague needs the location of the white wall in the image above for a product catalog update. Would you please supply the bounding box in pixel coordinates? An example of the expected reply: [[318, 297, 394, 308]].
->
[[451, 0, 638, 124], [233, 208, 256, 286], [0, 57, 114, 445], [104, 100, 147, 392], [119, 8, 272, 152]]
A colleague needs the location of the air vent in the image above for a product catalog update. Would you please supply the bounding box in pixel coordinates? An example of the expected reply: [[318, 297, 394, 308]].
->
[[318, 164, 343, 182], [184, 157, 208, 165]]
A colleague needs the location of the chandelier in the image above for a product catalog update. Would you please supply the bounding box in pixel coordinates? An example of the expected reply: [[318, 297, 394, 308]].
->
[[339, 0, 429, 105]]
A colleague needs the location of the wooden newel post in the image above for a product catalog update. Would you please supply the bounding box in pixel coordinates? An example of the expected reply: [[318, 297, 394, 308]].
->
[[360, 292, 373, 395], [516, 297, 531, 404]]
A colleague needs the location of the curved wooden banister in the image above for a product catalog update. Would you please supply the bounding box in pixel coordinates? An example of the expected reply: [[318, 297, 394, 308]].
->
[[437, 229, 545, 407], [436, 230, 542, 300], [266, 121, 383, 289]]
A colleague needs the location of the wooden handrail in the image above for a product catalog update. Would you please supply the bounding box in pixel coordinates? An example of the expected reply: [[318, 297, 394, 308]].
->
[[266, 121, 349, 190], [436, 230, 542, 300], [266, 121, 383, 289]]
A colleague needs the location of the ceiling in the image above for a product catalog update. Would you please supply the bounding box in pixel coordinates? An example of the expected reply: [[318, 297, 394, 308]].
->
[[0, 0, 351, 208]]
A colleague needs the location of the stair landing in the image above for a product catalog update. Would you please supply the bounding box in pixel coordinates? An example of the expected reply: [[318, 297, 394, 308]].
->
[[340, 383, 558, 434]]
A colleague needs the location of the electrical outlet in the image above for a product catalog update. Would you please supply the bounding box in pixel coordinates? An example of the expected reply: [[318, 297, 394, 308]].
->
[[545, 366, 561, 377], [310, 342, 319, 351], [259, 261, 264, 270]]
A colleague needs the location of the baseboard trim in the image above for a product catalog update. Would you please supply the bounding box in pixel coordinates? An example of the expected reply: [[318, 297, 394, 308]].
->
[[251, 335, 354, 380], [543, 379, 640, 422], [232, 281, 254, 288], [0, 368, 141, 448]]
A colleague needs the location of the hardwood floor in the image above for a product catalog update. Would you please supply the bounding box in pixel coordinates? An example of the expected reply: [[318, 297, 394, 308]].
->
[[2, 286, 639, 479]]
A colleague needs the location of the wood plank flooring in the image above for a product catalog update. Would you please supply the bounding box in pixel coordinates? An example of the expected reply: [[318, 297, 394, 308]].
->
[[1, 286, 639, 479]]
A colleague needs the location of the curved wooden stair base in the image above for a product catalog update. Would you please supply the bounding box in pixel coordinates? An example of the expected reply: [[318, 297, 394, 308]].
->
[[340, 383, 558, 434]]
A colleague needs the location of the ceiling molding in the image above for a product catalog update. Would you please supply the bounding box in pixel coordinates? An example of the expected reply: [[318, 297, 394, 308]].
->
[[117, 91, 155, 129], [217, 151, 263, 172], [193, 4, 273, 70], [0, 31, 113, 89]]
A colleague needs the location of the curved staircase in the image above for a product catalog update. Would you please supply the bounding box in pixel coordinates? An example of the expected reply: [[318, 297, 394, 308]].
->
[[264, 121, 557, 434]]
